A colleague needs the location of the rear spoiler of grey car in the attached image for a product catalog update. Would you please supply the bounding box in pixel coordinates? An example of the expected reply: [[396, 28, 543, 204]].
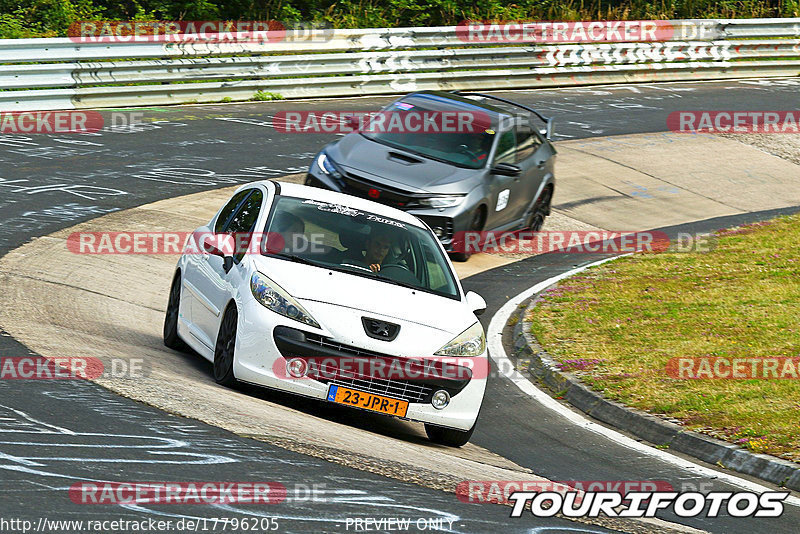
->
[[449, 91, 554, 140]]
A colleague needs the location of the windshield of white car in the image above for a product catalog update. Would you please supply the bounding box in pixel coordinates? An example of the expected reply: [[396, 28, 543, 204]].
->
[[360, 100, 495, 170], [262, 195, 460, 299]]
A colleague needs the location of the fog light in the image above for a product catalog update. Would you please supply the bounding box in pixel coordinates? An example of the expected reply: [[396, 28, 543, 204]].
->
[[431, 389, 450, 410], [432, 226, 445, 238], [286, 358, 308, 378]]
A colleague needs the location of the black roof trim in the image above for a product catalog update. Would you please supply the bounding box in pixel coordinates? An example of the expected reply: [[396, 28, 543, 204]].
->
[[449, 91, 552, 124]]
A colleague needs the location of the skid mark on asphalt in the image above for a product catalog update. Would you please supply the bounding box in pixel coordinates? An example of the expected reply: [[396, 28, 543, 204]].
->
[[0, 402, 512, 533]]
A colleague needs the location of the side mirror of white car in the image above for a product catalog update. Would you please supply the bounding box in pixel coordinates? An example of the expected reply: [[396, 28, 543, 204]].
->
[[203, 233, 235, 273], [465, 291, 487, 316]]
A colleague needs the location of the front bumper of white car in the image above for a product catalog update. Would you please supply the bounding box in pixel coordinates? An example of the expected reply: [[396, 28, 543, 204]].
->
[[232, 298, 486, 431]]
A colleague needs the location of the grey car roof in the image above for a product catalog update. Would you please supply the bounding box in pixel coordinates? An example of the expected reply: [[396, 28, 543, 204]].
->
[[401, 91, 529, 121]]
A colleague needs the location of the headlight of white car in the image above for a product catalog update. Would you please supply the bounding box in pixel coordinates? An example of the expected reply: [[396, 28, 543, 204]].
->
[[250, 272, 320, 328], [434, 321, 485, 356]]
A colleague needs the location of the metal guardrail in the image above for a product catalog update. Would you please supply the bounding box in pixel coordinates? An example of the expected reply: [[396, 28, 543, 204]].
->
[[1, 18, 798, 111]]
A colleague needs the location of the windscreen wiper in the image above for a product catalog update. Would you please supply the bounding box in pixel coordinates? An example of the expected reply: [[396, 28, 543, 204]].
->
[[375, 274, 421, 291], [268, 252, 325, 269], [337, 263, 421, 291]]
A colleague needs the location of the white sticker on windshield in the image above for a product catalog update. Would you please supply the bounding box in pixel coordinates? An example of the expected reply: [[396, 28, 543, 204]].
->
[[366, 214, 405, 229], [496, 189, 510, 211], [302, 199, 362, 217]]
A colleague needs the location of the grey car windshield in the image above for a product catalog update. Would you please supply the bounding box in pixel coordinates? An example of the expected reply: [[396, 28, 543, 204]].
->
[[361, 100, 496, 169], [263, 195, 460, 299]]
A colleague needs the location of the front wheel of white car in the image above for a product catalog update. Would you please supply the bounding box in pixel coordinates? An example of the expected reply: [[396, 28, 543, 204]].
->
[[213, 305, 238, 387], [424, 422, 475, 447], [163, 272, 186, 351]]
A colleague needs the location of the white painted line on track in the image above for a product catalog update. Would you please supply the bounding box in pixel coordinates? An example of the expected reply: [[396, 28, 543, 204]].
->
[[486, 256, 800, 508]]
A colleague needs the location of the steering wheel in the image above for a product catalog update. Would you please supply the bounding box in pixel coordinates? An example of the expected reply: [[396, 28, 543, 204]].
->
[[378, 263, 418, 284], [380, 263, 412, 273], [457, 144, 481, 161]]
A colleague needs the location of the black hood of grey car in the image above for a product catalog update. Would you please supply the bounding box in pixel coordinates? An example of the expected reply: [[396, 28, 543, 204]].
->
[[326, 134, 482, 193]]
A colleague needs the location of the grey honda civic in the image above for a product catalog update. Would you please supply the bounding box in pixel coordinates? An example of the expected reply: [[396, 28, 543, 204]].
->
[[305, 90, 556, 261]]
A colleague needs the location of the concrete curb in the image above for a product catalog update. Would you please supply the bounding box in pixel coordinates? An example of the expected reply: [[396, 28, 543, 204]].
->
[[511, 294, 800, 492]]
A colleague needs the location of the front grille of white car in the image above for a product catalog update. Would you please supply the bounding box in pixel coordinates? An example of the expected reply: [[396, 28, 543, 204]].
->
[[305, 336, 434, 403]]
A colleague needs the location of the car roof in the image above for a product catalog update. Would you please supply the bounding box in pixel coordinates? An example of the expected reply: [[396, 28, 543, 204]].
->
[[401, 91, 528, 120], [242, 181, 428, 229]]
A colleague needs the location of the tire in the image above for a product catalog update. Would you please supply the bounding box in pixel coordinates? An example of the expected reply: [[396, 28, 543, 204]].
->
[[425, 422, 476, 447], [524, 186, 553, 232], [213, 304, 239, 387], [163, 272, 186, 351], [450, 207, 485, 262]]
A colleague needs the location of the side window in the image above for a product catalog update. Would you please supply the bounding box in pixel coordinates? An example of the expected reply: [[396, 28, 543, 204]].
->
[[214, 190, 250, 233], [227, 189, 264, 263], [515, 123, 543, 162], [419, 241, 448, 293], [493, 129, 516, 165], [226, 189, 264, 234]]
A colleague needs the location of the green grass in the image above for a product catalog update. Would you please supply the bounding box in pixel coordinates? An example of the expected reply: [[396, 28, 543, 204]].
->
[[251, 91, 285, 102], [528, 215, 800, 462]]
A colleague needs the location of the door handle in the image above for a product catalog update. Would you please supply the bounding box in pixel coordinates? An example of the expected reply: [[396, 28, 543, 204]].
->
[[536, 161, 545, 170]]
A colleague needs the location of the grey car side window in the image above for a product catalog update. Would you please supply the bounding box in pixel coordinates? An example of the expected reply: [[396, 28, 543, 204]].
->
[[515, 124, 543, 162], [494, 129, 516, 165]]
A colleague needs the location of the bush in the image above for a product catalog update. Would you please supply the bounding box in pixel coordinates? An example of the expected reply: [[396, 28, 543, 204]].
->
[[0, 0, 794, 39]]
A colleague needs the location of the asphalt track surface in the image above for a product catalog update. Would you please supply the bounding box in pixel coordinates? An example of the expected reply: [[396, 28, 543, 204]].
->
[[1, 78, 799, 533]]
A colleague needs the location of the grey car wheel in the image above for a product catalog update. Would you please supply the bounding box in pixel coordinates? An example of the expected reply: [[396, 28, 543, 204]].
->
[[450, 208, 485, 262], [525, 187, 553, 232]]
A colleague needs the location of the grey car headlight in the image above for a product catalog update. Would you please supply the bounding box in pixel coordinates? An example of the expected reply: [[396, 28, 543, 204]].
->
[[434, 321, 485, 356], [316, 152, 343, 181], [250, 271, 320, 328], [417, 195, 466, 209]]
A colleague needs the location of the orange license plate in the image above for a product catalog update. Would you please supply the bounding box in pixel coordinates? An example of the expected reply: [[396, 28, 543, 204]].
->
[[326, 384, 409, 417]]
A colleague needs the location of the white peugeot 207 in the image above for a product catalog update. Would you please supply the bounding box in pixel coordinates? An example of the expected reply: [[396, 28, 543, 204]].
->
[[163, 180, 488, 446]]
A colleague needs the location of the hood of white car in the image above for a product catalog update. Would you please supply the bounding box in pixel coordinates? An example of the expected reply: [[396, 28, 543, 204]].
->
[[251, 255, 473, 337]]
